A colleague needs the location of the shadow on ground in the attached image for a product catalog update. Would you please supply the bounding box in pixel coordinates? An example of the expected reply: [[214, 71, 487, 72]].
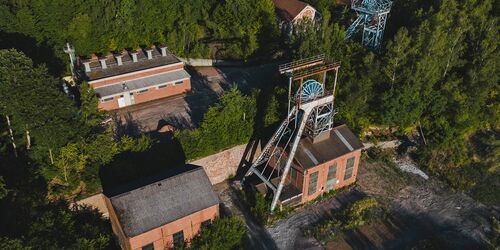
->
[[99, 133, 186, 194]]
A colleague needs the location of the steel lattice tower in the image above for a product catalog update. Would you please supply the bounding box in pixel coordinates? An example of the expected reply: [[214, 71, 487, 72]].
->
[[345, 0, 392, 51], [242, 55, 340, 212]]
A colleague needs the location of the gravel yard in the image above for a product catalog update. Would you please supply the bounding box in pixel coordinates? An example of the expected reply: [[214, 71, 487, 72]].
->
[[216, 155, 499, 249]]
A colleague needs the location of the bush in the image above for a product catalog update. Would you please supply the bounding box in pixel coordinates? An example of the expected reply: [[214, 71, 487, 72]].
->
[[189, 217, 246, 250], [251, 193, 270, 225], [305, 197, 386, 244], [175, 88, 256, 160]]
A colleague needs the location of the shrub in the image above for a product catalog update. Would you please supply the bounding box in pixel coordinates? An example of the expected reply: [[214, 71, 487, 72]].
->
[[189, 217, 246, 250], [175, 88, 257, 160]]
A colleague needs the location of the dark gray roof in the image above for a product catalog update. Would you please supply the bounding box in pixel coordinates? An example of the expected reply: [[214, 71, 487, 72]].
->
[[109, 165, 219, 237], [81, 48, 181, 81], [94, 69, 191, 98], [295, 124, 364, 169]]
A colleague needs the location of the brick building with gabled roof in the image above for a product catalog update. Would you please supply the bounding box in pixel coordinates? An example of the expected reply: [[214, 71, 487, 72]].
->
[[104, 165, 219, 250], [257, 124, 364, 207], [272, 0, 320, 33], [78, 46, 191, 111]]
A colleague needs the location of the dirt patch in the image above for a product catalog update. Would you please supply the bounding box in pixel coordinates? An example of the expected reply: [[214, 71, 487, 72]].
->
[[216, 153, 498, 249], [330, 158, 499, 249]]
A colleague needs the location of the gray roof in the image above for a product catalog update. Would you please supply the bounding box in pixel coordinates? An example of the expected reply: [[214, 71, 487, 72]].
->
[[109, 166, 219, 237], [295, 124, 364, 169], [94, 69, 190, 98], [81, 48, 181, 81]]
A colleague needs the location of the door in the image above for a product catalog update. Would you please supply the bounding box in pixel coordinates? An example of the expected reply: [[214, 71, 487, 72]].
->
[[118, 96, 126, 108]]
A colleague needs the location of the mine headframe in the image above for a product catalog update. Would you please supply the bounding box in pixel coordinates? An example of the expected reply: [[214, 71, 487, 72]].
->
[[345, 0, 393, 51], [243, 55, 340, 212]]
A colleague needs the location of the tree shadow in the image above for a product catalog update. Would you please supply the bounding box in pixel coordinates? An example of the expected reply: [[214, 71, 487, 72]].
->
[[234, 68, 286, 180], [182, 65, 222, 127], [0, 31, 65, 76], [112, 112, 143, 137], [99, 136, 186, 194]]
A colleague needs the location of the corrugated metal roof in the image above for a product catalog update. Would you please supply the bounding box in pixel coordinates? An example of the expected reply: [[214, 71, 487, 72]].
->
[[109, 165, 219, 237], [94, 69, 190, 98]]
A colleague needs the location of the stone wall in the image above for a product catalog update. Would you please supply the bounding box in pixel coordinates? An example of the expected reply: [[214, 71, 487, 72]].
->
[[190, 143, 258, 185]]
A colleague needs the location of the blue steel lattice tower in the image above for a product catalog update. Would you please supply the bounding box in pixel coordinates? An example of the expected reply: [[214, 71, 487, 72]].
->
[[345, 0, 392, 51]]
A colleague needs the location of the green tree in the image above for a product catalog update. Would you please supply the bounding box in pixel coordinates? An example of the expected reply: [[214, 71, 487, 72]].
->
[[54, 143, 88, 184], [0, 49, 81, 161], [79, 81, 105, 129], [175, 87, 256, 160], [190, 217, 246, 250]]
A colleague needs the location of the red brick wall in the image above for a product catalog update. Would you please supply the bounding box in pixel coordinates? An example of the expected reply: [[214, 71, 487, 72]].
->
[[127, 204, 219, 250], [104, 196, 132, 250], [301, 149, 361, 203], [133, 79, 191, 105], [98, 96, 119, 110], [97, 79, 191, 111], [90, 63, 184, 88]]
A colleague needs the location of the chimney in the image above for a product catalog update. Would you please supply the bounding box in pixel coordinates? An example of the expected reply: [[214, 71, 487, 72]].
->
[[146, 49, 153, 60], [99, 58, 107, 69], [160, 46, 167, 57], [115, 55, 123, 66], [131, 52, 138, 62], [83, 62, 91, 72]]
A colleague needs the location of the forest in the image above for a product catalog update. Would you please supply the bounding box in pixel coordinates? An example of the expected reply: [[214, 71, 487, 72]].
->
[[0, 0, 498, 248]]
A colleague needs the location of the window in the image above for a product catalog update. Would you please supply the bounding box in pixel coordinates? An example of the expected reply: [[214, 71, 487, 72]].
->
[[142, 243, 154, 250], [174, 80, 183, 85], [290, 167, 297, 180], [327, 163, 337, 191], [344, 157, 355, 180], [308, 171, 318, 195], [157, 84, 168, 89], [172, 231, 184, 248], [201, 219, 211, 229], [137, 88, 149, 94], [101, 97, 114, 102]]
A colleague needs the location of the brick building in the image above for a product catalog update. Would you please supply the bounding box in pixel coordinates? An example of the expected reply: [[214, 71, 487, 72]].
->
[[78, 46, 191, 111], [104, 165, 219, 250], [272, 0, 320, 33], [258, 124, 364, 207]]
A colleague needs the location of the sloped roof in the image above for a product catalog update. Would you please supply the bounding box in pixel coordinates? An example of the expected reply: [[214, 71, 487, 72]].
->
[[108, 165, 219, 237], [94, 69, 190, 98], [273, 0, 309, 21], [294, 124, 364, 169], [80, 47, 181, 81]]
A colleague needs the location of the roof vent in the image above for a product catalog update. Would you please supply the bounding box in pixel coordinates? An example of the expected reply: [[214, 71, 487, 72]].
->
[[115, 54, 123, 66], [131, 52, 138, 62], [146, 49, 153, 60], [115, 55, 123, 66], [159, 46, 167, 57], [122, 83, 128, 90], [83, 62, 91, 72], [99, 58, 107, 69]]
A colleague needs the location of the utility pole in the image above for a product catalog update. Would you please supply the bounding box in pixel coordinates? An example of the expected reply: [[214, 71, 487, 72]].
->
[[63, 43, 76, 77], [5, 115, 18, 158]]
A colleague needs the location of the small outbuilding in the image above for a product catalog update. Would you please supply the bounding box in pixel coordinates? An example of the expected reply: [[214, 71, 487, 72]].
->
[[272, 0, 320, 33], [104, 165, 219, 250]]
